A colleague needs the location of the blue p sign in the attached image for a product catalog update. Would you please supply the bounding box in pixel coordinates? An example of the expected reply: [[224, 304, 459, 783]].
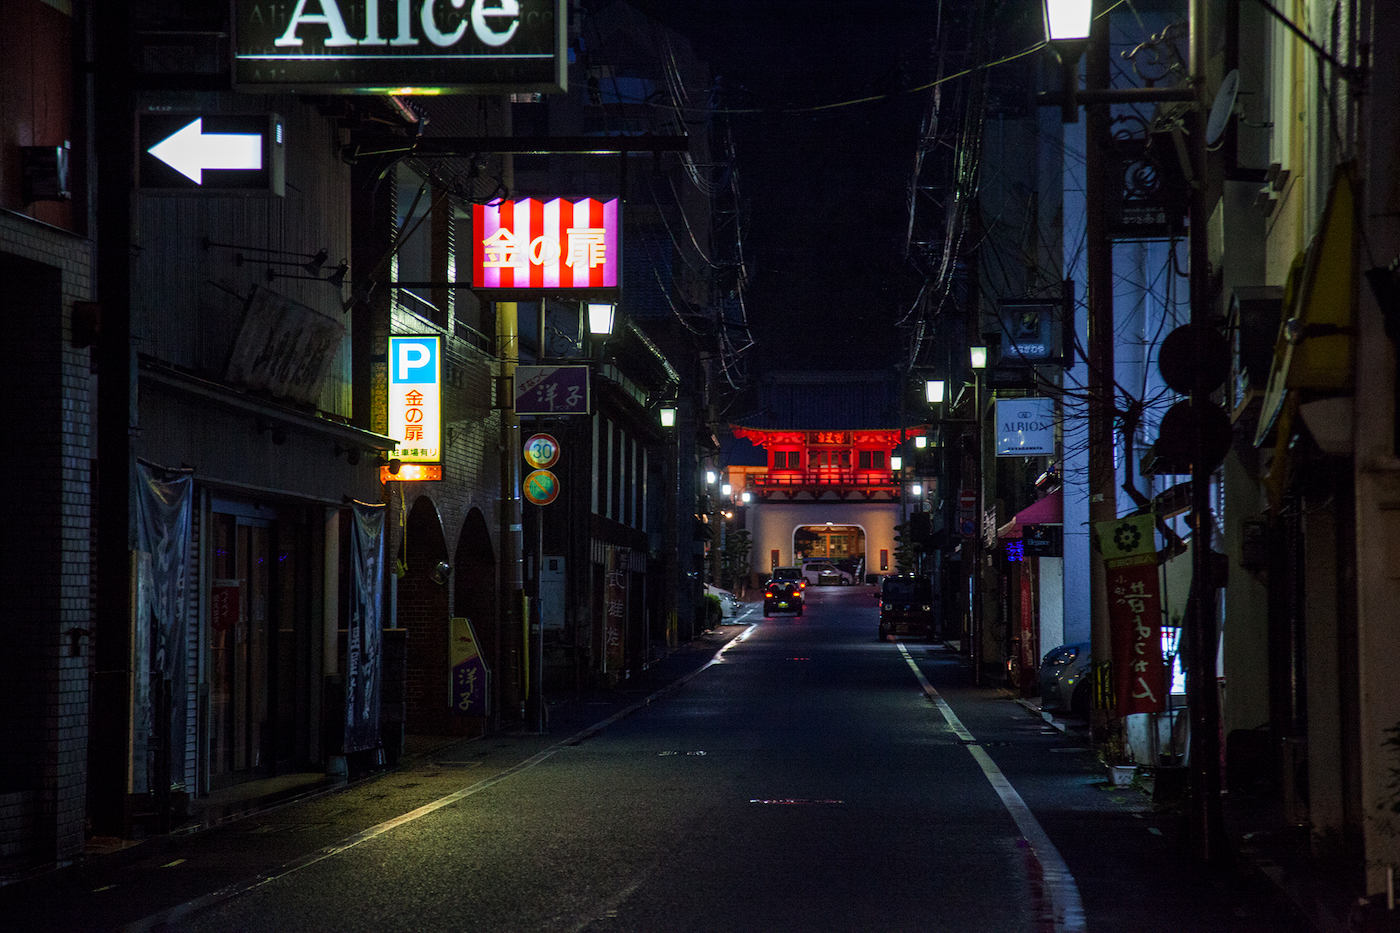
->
[[391, 337, 438, 384]]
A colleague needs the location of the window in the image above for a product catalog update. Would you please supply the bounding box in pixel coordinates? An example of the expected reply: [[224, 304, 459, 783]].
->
[[773, 450, 799, 469], [858, 450, 886, 470]]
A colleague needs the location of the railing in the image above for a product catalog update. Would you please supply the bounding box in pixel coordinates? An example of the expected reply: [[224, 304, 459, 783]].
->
[[751, 471, 897, 488]]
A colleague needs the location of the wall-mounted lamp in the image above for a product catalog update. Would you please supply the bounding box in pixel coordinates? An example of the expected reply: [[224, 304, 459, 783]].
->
[[659, 404, 677, 428], [430, 559, 451, 586], [970, 345, 989, 370], [266, 259, 349, 288], [586, 301, 616, 336], [925, 379, 946, 405]]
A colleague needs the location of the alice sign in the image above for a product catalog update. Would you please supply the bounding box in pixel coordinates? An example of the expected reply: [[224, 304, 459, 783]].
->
[[233, 0, 567, 94], [473, 198, 619, 294], [996, 397, 1057, 457]]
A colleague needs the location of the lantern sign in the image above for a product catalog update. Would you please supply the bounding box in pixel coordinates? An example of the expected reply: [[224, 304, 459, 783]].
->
[[386, 335, 442, 479], [523, 433, 560, 469], [473, 198, 619, 294], [523, 469, 559, 506]]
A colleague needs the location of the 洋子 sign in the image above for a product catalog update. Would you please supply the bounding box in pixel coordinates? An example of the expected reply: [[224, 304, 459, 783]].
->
[[473, 198, 619, 295], [232, 0, 567, 94], [387, 335, 442, 465], [996, 397, 1057, 456]]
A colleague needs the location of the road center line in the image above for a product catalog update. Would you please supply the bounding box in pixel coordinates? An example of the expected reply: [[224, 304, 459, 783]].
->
[[898, 642, 1086, 933]]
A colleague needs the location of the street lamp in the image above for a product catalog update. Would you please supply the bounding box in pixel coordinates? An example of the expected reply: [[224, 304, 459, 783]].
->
[[721, 483, 733, 498], [1043, 0, 1092, 41], [970, 345, 988, 370], [914, 435, 928, 449], [659, 404, 677, 428], [586, 301, 616, 336], [890, 454, 903, 472], [925, 379, 946, 405], [706, 469, 717, 485]]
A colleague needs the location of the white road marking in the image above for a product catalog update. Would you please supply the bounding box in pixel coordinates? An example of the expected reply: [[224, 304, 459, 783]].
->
[[123, 624, 760, 933], [898, 642, 1087, 933]]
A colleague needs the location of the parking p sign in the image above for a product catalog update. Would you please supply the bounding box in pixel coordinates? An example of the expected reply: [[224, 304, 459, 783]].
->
[[387, 336, 442, 466]]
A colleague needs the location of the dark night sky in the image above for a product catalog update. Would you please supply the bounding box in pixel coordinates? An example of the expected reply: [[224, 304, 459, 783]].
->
[[626, 0, 943, 374]]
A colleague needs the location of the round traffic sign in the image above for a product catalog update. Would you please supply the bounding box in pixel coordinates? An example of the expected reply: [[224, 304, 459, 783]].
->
[[523, 469, 560, 506], [523, 433, 560, 470]]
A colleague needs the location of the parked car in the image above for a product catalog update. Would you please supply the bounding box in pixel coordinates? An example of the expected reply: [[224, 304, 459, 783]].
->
[[705, 584, 740, 619], [876, 573, 935, 639], [770, 566, 807, 589], [802, 561, 855, 585], [1038, 641, 1091, 714], [763, 579, 804, 617]]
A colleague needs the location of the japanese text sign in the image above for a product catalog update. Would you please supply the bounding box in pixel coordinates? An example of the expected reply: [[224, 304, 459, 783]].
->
[[473, 198, 619, 291], [1095, 515, 1167, 715], [515, 365, 590, 415], [387, 335, 441, 465], [449, 617, 490, 716]]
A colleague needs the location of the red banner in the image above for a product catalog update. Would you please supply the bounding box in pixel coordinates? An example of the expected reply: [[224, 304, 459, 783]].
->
[[1106, 557, 1167, 715]]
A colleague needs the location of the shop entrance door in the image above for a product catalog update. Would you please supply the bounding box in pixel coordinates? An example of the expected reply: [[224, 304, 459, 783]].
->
[[208, 509, 280, 784]]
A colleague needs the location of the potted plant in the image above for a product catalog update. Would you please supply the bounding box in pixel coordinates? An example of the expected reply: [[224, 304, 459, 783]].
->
[[1099, 729, 1136, 786]]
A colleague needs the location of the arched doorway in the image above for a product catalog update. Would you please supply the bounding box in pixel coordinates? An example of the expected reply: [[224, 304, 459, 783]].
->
[[793, 523, 867, 577], [398, 496, 452, 734], [453, 509, 496, 733]]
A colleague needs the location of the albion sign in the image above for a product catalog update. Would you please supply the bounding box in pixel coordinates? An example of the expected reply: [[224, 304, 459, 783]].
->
[[233, 0, 567, 94]]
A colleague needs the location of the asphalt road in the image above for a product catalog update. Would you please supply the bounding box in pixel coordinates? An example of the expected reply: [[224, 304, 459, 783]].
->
[[5, 584, 1315, 932]]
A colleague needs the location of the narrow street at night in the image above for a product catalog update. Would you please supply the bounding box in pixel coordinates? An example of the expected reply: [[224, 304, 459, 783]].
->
[[4, 587, 1310, 933]]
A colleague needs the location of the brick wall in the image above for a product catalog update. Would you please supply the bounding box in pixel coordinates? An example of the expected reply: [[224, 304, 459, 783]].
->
[[0, 213, 95, 872]]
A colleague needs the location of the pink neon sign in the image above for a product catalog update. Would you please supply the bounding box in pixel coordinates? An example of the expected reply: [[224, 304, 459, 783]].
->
[[473, 197, 619, 290]]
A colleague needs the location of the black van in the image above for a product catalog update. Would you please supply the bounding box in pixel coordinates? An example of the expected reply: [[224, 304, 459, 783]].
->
[[877, 574, 935, 640]]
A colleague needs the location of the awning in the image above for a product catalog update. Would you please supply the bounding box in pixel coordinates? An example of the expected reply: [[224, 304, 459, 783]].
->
[[997, 489, 1062, 539], [1254, 163, 1357, 448]]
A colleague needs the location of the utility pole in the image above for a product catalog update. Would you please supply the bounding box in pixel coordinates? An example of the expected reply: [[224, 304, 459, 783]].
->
[[1084, 11, 1119, 740], [497, 301, 524, 728], [1186, 0, 1227, 862]]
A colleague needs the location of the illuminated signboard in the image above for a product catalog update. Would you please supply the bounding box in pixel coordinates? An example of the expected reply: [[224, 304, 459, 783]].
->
[[473, 198, 619, 295], [386, 335, 442, 480], [232, 0, 567, 94]]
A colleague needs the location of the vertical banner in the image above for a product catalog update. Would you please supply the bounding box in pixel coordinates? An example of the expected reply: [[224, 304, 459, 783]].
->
[[1095, 514, 1167, 715], [346, 501, 386, 753], [450, 617, 490, 716], [133, 461, 193, 793], [604, 546, 627, 673]]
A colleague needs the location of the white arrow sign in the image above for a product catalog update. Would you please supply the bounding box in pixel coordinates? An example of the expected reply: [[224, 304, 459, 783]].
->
[[147, 118, 262, 184]]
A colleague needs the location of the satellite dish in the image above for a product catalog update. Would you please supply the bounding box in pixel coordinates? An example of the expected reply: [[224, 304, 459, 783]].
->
[[1205, 69, 1241, 147]]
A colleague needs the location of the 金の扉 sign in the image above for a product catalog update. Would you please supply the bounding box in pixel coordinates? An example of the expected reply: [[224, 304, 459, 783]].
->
[[232, 0, 567, 94], [996, 397, 1057, 456], [473, 198, 619, 294], [387, 335, 442, 466]]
